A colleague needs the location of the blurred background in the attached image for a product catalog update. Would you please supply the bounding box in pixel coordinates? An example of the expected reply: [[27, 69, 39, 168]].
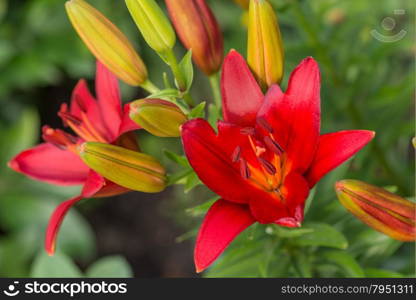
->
[[0, 0, 414, 278]]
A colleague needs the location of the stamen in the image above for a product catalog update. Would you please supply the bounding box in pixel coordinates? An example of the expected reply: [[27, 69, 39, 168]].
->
[[258, 157, 277, 175], [263, 136, 284, 155], [240, 127, 256, 136], [42, 126, 77, 150], [257, 117, 274, 133], [240, 158, 251, 179], [231, 146, 241, 162]]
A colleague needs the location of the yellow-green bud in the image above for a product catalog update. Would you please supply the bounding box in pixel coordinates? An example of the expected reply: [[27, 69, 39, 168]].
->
[[125, 0, 176, 54], [79, 142, 166, 193], [335, 180, 415, 242], [129, 99, 187, 137], [247, 0, 284, 90], [65, 0, 147, 86], [130, 99, 187, 137]]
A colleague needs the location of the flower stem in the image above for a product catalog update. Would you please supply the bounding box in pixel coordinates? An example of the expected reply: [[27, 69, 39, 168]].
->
[[140, 79, 160, 94], [164, 49, 195, 107], [209, 72, 222, 107]]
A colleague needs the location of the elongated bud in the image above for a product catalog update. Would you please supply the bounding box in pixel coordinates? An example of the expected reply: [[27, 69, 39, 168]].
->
[[335, 180, 416, 242], [247, 0, 284, 89], [65, 0, 147, 86], [233, 0, 250, 10], [165, 0, 224, 76], [79, 142, 166, 193], [125, 0, 176, 54], [129, 99, 187, 137]]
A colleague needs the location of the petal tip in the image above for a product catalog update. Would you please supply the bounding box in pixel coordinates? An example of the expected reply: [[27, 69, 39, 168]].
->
[[7, 158, 20, 172]]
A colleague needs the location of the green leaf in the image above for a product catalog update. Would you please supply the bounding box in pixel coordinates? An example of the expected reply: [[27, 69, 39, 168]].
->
[[31, 252, 83, 278], [188, 101, 206, 119], [147, 88, 180, 100], [322, 250, 365, 278], [365, 268, 403, 278], [86, 256, 133, 278], [292, 222, 348, 249], [178, 50, 193, 92], [271, 226, 314, 238], [163, 149, 189, 167], [186, 197, 218, 217], [185, 172, 201, 193]]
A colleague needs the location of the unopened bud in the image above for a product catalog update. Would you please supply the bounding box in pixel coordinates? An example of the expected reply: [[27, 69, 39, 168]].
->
[[247, 0, 284, 89], [79, 142, 166, 193], [166, 0, 224, 75], [335, 180, 415, 242], [125, 0, 176, 54], [66, 0, 147, 86], [129, 99, 187, 137]]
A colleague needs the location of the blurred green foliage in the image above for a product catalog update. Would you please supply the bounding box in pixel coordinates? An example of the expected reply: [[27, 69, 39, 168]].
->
[[0, 0, 414, 277]]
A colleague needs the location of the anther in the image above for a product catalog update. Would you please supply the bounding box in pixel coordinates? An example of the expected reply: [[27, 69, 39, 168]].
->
[[240, 127, 256, 136], [231, 146, 241, 162], [240, 158, 251, 179], [259, 157, 277, 175], [257, 117, 274, 134], [263, 136, 284, 155]]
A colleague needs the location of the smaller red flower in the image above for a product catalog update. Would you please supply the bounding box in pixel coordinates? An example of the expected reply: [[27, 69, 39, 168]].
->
[[181, 50, 375, 272], [8, 61, 140, 255]]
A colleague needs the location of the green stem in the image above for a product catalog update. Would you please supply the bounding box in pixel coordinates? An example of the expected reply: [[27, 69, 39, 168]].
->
[[140, 79, 160, 94], [164, 49, 195, 107], [209, 72, 222, 107]]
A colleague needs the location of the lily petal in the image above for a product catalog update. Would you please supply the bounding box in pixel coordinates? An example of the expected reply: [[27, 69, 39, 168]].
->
[[96, 61, 123, 141], [258, 57, 321, 173], [195, 199, 255, 272], [221, 50, 263, 127], [306, 130, 375, 187], [182, 119, 281, 204], [8, 143, 89, 186], [118, 103, 141, 136], [69, 79, 109, 141], [44, 195, 83, 256]]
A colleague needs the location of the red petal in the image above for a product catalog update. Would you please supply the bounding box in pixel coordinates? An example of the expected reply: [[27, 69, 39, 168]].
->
[[306, 130, 375, 187], [181, 119, 280, 204], [258, 57, 321, 173], [96, 61, 123, 141], [69, 79, 110, 142], [194, 199, 255, 272], [118, 103, 141, 136], [45, 195, 83, 255], [8, 143, 89, 186], [82, 170, 105, 197], [221, 50, 263, 127]]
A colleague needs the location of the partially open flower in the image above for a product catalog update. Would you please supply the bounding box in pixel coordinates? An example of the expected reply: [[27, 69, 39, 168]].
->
[[335, 180, 416, 242], [125, 0, 176, 54], [247, 0, 284, 89], [80, 142, 167, 193], [165, 0, 224, 76], [129, 99, 187, 137], [66, 0, 147, 86]]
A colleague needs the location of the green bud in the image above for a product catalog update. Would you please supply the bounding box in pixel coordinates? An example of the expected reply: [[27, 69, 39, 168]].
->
[[125, 0, 176, 53], [79, 142, 166, 193], [129, 99, 187, 137]]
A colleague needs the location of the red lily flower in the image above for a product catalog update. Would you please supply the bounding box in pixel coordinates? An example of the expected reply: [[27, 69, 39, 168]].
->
[[181, 50, 375, 272], [8, 61, 140, 255]]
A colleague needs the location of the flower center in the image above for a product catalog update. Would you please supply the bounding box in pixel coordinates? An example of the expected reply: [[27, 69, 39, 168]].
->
[[58, 103, 107, 143], [232, 118, 287, 200]]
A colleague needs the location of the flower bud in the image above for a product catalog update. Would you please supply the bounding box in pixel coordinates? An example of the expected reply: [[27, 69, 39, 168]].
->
[[335, 180, 415, 242], [125, 0, 176, 54], [65, 0, 147, 86], [129, 99, 187, 137], [247, 0, 284, 89], [79, 142, 166, 193], [165, 0, 224, 76]]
